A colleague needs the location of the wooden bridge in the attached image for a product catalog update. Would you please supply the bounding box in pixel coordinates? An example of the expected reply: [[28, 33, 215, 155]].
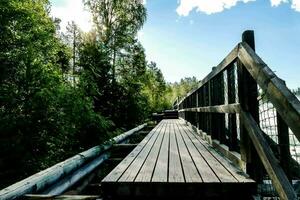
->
[[1, 30, 300, 200], [102, 119, 255, 199]]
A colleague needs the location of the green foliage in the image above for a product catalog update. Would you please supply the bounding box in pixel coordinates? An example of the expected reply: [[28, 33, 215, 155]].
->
[[0, 0, 111, 186], [0, 0, 174, 189], [85, 0, 147, 81], [142, 62, 170, 113], [166, 77, 199, 105], [85, 0, 146, 48]]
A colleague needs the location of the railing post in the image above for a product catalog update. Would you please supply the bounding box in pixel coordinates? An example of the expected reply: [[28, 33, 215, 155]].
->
[[277, 111, 292, 181], [218, 73, 226, 144], [227, 65, 238, 151], [238, 30, 263, 181]]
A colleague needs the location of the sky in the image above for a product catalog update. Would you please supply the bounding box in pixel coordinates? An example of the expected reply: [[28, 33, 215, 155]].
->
[[50, 0, 300, 89]]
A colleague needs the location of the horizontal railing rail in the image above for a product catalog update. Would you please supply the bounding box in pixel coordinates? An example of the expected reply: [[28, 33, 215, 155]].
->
[[176, 30, 300, 200], [0, 123, 147, 200]]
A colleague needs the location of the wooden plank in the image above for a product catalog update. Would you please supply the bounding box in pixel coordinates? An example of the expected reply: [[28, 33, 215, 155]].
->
[[181, 122, 237, 183], [152, 121, 170, 182], [174, 121, 201, 183], [241, 110, 297, 200], [102, 122, 163, 182], [178, 103, 240, 114], [238, 42, 300, 142], [168, 120, 185, 182], [134, 122, 166, 182], [178, 122, 219, 182], [118, 123, 164, 182], [184, 121, 254, 183], [25, 194, 100, 200], [102, 120, 257, 199]]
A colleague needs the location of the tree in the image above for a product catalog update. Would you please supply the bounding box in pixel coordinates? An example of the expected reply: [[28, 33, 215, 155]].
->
[[78, 31, 113, 117], [142, 62, 170, 113], [84, 0, 147, 81], [0, 0, 111, 187], [162, 77, 199, 108], [63, 21, 82, 84]]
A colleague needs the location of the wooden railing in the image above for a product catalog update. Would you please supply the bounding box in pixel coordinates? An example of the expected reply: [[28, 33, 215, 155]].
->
[[175, 30, 300, 200], [0, 124, 147, 200]]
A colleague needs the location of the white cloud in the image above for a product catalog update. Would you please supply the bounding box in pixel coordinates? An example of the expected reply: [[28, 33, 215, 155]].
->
[[292, 0, 300, 11], [270, 0, 288, 7], [176, 0, 300, 16], [176, 0, 255, 16], [50, 0, 92, 32]]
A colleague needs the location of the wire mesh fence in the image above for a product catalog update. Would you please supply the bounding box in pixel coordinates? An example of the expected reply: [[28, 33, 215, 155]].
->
[[258, 87, 300, 164], [176, 59, 300, 199], [257, 86, 300, 198]]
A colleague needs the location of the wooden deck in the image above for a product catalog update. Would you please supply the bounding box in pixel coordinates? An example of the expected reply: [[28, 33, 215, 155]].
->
[[102, 119, 256, 199]]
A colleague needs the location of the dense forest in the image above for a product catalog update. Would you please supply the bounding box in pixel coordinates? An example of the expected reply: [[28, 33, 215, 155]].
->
[[0, 0, 198, 188]]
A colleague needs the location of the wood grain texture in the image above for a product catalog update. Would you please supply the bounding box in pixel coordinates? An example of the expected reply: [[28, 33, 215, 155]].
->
[[102, 122, 162, 182], [168, 121, 185, 182], [174, 121, 201, 183], [102, 119, 255, 199], [152, 121, 170, 182], [135, 123, 166, 182]]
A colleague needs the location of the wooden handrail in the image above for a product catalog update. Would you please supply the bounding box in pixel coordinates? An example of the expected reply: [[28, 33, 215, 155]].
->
[[238, 42, 300, 142], [240, 110, 297, 200], [176, 30, 300, 199], [0, 124, 147, 200], [178, 103, 240, 114]]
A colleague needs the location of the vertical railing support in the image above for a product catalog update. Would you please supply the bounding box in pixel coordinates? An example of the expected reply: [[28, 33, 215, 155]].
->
[[208, 80, 213, 139], [277, 112, 292, 181], [227, 65, 238, 151], [238, 30, 263, 181]]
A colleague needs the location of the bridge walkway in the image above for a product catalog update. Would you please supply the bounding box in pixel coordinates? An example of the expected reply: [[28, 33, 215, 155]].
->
[[101, 119, 255, 199]]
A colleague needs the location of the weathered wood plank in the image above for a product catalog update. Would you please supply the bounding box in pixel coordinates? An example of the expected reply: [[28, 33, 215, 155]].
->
[[241, 110, 297, 200], [187, 124, 254, 183], [102, 122, 162, 182], [174, 121, 201, 183], [135, 122, 166, 182], [168, 120, 185, 182], [182, 123, 237, 183], [118, 123, 164, 182], [178, 103, 240, 114], [102, 119, 256, 199], [179, 122, 219, 182], [152, 121, 170, 182], [25, 194, 100, 200]]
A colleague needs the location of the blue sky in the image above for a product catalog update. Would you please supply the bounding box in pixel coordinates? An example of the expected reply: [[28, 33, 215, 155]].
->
[[50, 0, 300, 89]]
